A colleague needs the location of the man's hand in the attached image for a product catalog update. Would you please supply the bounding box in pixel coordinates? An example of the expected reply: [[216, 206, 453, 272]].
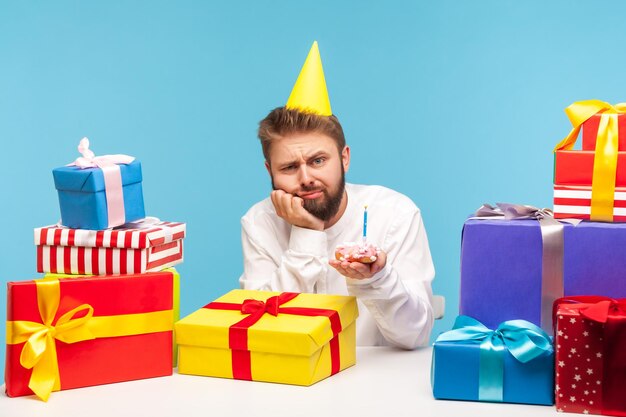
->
[[270, 189, 325, 231], [329, 250, 387, 280]]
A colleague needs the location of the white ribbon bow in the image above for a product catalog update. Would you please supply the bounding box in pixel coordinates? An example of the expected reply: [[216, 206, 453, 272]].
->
[[67, 138, 135, 228], [71, 138, 135, 168]]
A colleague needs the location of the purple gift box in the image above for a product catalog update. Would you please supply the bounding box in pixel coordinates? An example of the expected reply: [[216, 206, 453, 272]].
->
[[460, 219, 626, 330]]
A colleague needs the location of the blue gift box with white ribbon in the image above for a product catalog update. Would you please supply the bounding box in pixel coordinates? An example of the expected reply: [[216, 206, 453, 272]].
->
[[53, 139, 145, 230], [431, 316, 554, 405]]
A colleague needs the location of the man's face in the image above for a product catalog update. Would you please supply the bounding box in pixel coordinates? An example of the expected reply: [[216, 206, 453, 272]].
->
[[266, 132, 350, 221]]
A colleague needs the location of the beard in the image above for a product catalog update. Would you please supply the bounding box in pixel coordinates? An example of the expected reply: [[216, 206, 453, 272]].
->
[[272, 165, 346, 222]]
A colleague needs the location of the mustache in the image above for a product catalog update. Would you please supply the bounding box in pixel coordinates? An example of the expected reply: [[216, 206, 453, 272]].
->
[[300, 184, 324, 193]]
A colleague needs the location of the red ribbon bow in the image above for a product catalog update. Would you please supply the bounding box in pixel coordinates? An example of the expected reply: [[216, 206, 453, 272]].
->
[[553, 295, 626, 324], [204, 292, 342, 381], [240, 293, 293, 317], [580, 299, 626, 323]]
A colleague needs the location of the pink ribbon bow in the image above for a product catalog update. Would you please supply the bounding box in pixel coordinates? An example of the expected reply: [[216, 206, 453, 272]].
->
[[68, 138, 135, 228]]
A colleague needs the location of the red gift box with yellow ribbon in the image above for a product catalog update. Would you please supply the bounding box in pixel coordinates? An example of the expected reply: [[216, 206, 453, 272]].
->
[[175, 290, 358, 386], [554, 100, 626, 222], [4, 272, 174, 401], [554, 296, 626, 415]]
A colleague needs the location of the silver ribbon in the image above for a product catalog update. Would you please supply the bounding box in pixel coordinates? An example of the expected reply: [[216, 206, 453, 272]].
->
[[119, 216, 174, 243], [53, 216, 174, 245], [471, 203, 571, 334]]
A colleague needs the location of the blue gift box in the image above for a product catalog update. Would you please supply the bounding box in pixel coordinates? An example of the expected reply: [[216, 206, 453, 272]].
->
[[53, 160, 145, 230], [460, 219, 626, 330], [431, 337, 554, 405]]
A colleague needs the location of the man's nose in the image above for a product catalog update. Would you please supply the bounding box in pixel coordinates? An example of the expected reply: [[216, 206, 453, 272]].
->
[[298, 165, 314, 186]]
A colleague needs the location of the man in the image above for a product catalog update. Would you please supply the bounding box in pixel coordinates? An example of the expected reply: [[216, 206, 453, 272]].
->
[[239, 42, 434, 349]]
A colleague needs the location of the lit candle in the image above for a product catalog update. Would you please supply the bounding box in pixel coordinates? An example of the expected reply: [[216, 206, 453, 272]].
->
[[363, 205, 368, 242]]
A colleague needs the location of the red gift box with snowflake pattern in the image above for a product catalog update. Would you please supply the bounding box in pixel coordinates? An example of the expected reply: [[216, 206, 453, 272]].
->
[[554, 296, 626, 416]]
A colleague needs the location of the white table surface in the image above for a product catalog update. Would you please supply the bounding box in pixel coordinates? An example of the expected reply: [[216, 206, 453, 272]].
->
[[0, 347, 559, 417]]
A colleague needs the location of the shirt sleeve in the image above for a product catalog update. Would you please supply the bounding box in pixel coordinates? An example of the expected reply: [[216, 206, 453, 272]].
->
[[345, 209, 435, 350], [239, 215, 330, 293]]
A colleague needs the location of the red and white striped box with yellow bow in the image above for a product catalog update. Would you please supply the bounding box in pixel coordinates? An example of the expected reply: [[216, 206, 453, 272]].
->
[[554, 100, 626, 222], [34, 218, 185, 275], [175, 290, 358, 386]]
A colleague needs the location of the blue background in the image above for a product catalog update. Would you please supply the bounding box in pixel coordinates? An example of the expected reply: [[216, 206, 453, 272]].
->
[[1, 0, 625, 378]]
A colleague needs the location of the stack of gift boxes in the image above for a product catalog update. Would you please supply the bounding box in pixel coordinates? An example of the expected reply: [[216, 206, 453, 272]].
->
[[5, 138, 359, 402], [432, 100, 626, 415], [4, 138, 186, 401]]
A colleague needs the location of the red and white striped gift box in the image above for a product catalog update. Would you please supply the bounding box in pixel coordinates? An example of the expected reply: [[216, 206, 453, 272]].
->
[[34, 220, 186, 274], [553, 185, 626, 222]]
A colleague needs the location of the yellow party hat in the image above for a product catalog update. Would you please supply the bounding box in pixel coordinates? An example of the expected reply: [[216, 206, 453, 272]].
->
[[286, 41, 332, 116]]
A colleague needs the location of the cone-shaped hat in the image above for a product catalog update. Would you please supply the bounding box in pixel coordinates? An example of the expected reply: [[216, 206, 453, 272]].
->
[[285, 41, 332, 116]]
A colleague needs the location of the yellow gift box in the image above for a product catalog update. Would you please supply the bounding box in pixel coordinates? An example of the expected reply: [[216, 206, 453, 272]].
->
[[175, 290, 358, 386]]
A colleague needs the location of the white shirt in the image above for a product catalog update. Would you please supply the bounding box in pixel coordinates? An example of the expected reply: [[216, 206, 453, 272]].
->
[[239, 183, 435, 349]]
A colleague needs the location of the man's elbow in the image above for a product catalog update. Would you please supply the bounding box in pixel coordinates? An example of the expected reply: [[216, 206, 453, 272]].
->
[[388, 305, 434, 350]]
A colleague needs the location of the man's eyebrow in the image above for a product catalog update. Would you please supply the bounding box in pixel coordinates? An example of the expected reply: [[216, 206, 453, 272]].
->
[[305, 151, 329, 162], [276, 159, 299, 169], [275, 151, 330, 169]]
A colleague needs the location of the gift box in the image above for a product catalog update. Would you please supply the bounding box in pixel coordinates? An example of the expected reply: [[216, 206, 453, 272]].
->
[[43, 268, 181, 367], [175, 290, 358, 386], [34, 219, 185, 275], [554, 150, 626, 187], [5, 272, 174, 401], [460, 217, 626, 331], [53, 160, 145, 230], [553, 184, 626, 221], [432, 316, 554, 405], [554, 296, 626, 415], [553, 150, 626, 221], [554, 101, 626, 223]]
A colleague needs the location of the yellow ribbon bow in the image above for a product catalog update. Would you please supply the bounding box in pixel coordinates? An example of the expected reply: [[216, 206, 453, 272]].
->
[[554, 100, 626, 222], [6, 280, 95, 401]]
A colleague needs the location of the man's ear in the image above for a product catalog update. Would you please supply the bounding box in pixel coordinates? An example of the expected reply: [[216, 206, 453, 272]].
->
[[341, 146, 351, 173], [264, 160, 271, 176]]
